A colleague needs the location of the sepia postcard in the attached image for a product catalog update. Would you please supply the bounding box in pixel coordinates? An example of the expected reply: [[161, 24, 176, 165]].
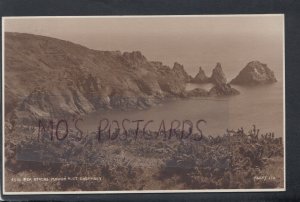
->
[[2, 15, 285, 194]]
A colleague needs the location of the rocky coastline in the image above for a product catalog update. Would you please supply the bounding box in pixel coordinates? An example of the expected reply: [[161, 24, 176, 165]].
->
[[5, 32, 277, 122]]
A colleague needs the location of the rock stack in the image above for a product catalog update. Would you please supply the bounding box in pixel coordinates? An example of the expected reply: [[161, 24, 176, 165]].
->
[[172, 62, 192, 83], [191, 66, 209, 83], [208, 63, 239, 96], [230, 61, 277, 85]]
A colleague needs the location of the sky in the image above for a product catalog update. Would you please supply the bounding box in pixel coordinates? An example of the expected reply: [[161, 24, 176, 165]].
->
[[4, 15, 284, 80]]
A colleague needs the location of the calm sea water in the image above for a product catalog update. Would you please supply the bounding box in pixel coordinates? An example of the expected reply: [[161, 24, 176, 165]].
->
[[82, 80, 284, 137]]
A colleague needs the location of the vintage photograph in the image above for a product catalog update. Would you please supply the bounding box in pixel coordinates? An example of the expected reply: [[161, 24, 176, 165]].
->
[[2, 15, 285, 193]]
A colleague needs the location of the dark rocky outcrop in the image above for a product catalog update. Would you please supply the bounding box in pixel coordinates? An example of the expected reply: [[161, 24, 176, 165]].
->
[[157, 64, 186, 96], [172, 62, 192, 83], [210, 62, 227, 85], [186, 88, 209, 97], [123, 51, 147, 67], [191, 66, 209, 83], [209, 83, 240, 96], [230, 61, 277, 85]]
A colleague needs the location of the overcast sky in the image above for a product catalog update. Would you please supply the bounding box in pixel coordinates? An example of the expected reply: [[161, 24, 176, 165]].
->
[[4, 15, 284, 79]]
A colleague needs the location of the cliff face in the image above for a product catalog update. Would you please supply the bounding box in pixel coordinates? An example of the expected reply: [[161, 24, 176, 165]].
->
[[230, 61, 277, 85], [4, 32, 189, 121]]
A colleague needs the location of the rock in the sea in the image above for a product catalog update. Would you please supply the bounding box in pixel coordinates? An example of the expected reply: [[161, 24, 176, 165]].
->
[[186, 88, 209, 97], [172, 62, 192, 83], [210, 63, 227, 85], [230, 61, 277, 85], [191, 66, 209, 83], [209, 83, 240, 96]]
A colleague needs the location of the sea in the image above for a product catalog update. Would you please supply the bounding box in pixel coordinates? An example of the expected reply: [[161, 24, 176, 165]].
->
[[82, 79, 284, 138]]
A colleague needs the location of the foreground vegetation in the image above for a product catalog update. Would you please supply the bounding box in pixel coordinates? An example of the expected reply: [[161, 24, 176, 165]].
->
[[5, 125, 283, 191]]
